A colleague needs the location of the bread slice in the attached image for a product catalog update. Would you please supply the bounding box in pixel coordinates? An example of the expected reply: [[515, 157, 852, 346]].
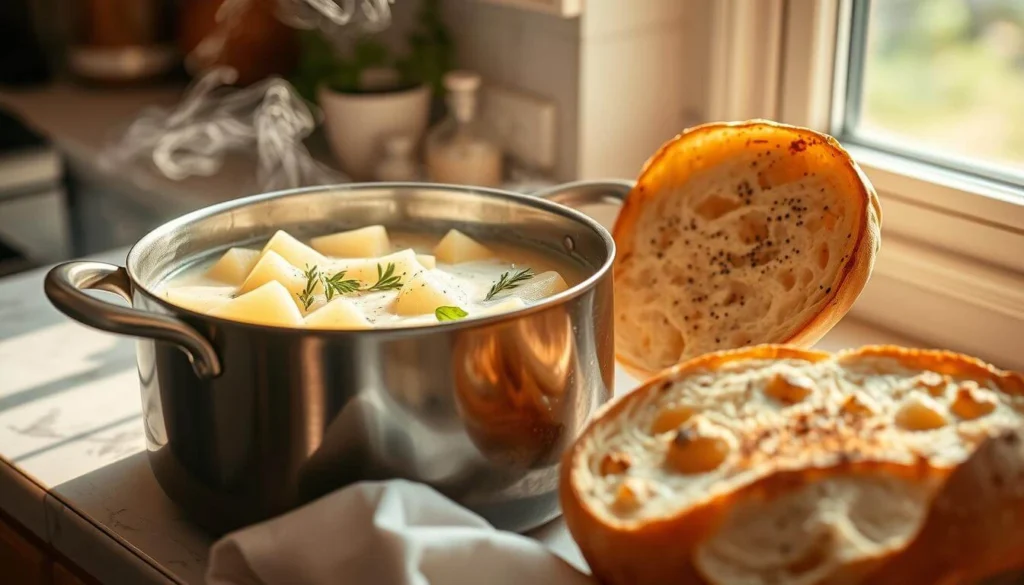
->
[[613, 121, 881, 377], [869, 426, 1024, 584], [560, 345, 1024, 585]]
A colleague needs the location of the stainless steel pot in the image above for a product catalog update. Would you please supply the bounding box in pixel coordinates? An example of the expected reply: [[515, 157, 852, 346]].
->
[[44, 181, 631, 534]]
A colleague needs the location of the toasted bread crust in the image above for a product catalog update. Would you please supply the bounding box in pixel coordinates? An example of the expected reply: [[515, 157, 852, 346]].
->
[[562, 345, 1024, 585], [613, 121, 881, 378], [869, 427, 1024, 585]]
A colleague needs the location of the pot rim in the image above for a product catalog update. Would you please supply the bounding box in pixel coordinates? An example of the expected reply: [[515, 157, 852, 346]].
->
[[127, 181, 617, 336]]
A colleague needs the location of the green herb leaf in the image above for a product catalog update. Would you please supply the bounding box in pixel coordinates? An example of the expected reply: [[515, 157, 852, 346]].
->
[[484, 268, 534, 301], [353, 38, 390, 69], [321, 270, 361, 300], [298, 264, 320, 310], [435, 306, 468, 322], [366, 262, 403, 292]]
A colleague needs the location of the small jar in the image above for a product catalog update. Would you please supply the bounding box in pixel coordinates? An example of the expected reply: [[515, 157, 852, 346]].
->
[[424, 71, 503, 187]]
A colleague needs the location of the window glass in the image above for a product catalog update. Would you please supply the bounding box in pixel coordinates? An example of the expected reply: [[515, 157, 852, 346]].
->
[[846, 0, 1024, 179]]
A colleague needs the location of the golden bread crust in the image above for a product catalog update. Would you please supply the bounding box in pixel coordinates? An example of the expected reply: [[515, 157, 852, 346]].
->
[[613, 121, 882, 378], [868, 427, 1024, 585], [562, 344, 1024, 585]]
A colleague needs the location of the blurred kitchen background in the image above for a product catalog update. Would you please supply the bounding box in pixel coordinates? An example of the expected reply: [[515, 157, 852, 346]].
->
[[0, 0, 1021, 277]]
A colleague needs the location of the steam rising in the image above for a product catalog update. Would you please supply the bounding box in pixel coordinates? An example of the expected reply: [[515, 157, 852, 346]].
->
[[277, 0, 395, 30], [104, 0, 397, 191]]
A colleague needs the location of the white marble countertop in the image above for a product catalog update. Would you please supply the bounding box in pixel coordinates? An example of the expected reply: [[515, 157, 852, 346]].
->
[[0, 245, 928, 584], [0, 247, 210, 584]]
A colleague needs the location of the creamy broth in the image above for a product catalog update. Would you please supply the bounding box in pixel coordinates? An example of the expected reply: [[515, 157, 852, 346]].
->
[[157, 226, 585, 329]]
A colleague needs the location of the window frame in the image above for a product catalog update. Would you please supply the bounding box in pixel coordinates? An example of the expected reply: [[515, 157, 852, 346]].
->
[[711, 0, 1024, 370], [837, 0, 1024, 189]]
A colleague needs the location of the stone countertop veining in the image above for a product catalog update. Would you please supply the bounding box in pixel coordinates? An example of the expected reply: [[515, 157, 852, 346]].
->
[[0, 247, 924, 584], [0, 248, 211, 584]]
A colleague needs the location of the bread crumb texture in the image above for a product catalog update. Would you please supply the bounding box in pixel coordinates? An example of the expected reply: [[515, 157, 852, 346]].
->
[[567, 345, 1024, 585], [613, 121, 879, 375]]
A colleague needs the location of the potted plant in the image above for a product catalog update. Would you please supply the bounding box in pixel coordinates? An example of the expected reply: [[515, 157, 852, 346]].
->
[[291, 0, 454, 180]]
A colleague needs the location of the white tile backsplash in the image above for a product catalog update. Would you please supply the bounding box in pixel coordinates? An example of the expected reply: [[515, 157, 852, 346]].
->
[[579, 29, 687, 178], [439, 0, 712, 181], [577, 1, 709, 179], [509, 1, 582, 40], [443, 0, 582, 180], [582, 0, 691, 40], [515, 29, 579, 177]]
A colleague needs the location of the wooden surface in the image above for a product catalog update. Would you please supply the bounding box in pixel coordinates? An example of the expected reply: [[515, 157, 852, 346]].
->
[[53, 561, 91, 585], [0, 509, 94, 585], [0, 514, 49, 584]]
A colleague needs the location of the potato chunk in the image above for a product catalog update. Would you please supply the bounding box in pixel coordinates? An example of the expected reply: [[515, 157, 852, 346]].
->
[[238, 250, 309, 306], [491, 270, 568, 303], [393, 270, 468, 316], [304, 298, 371, 329], [416, 254, 436, 269], [341, 249, 426, 285], [162, 286, 234, 314], [209, 281, 303, 327], [206, 248, 260, 285], [433, 229, 494, 263], [311, 225, 390, 258], [260, 230, 326, 270]]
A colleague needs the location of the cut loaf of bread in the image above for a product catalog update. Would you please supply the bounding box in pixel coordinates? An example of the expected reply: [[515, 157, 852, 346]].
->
[[561, 345, 1024, 585], [613, 121, 881, 377]]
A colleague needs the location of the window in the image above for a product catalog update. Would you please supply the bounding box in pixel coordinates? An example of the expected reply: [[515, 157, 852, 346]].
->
[[840, 0, 1024, 186], [707, 0, 1024, 368]]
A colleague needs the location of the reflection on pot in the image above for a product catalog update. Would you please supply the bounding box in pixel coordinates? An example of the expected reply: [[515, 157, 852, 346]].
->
[[453, 307, 578, 469], [45, 181, 621, 534]]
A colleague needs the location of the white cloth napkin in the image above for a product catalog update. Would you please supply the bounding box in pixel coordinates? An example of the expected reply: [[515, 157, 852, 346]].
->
[[205, 480, 595, 585]]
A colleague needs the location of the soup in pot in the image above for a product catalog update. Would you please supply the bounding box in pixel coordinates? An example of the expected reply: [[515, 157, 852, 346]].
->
[[157, 226, 584, 329]]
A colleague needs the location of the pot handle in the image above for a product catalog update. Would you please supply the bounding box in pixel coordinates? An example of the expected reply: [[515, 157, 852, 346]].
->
[[532, 179, 634, 208], [44, 261, 222, 379]]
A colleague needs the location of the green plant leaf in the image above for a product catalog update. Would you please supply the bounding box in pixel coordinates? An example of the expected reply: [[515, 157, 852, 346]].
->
[[353, 38, 391, 68], [435, 306, 468, 321], [326, 68, 360, 94], [290, 0, 453, 101]]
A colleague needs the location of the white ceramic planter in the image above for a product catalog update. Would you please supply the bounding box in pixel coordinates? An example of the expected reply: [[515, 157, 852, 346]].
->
[[318, 83, 432, 181]]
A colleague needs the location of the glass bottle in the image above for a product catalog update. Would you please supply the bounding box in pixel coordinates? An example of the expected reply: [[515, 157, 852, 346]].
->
[[425, 70, 503, 187]]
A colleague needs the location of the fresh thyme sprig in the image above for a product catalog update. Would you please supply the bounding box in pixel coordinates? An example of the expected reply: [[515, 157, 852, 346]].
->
[[298, 264, 320, 310], [322, 270, 360, 300], [484, 267, 534, 301], [366, 262, 403, 292], [298, 265, 363, 308]]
